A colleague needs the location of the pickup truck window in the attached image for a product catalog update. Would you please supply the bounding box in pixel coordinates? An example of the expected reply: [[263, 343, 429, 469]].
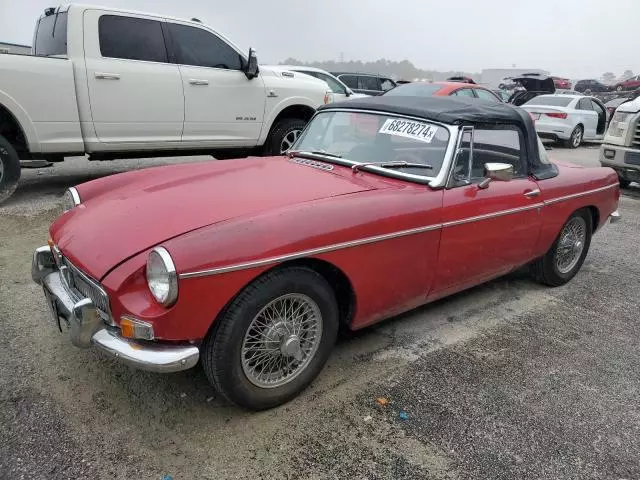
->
[[167, 24, 242, 70], [34, 11, 68, 56], [99, 15, 168, 63]]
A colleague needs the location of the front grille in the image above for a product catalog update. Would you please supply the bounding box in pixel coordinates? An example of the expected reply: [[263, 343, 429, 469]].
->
[[61, 257, 112, 321], [633, 119, 640, 148]]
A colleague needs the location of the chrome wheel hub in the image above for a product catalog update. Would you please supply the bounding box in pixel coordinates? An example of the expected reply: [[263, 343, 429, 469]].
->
[[280, 129, 301, 154], [555, 217, 587, 274], [241, 293, 322, 388]]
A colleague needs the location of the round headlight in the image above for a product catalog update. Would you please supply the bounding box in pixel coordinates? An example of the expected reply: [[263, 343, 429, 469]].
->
[[62, 187, 81, 213], [146, 247, 178, 307]]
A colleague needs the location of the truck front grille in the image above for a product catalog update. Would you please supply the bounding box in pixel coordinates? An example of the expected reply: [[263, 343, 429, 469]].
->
[[61, 257, 112, 322], [633, 119, 640, 148]]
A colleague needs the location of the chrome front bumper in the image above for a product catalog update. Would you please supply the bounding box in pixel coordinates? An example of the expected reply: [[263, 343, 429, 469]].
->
[[32, 246, 199, 373]]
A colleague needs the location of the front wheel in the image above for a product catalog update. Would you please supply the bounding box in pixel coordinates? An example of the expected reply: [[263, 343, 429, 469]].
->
[[202, 267, 339, 410], [263, 118, 307, 156], [531, 209, 592, 287], [564, 125, 583, 149], [0, 135, 21, 204]]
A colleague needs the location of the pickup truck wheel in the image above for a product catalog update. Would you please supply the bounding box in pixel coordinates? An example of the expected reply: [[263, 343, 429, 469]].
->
[[202, 266, 339, 410], [564, 125, 583, 149], [264, 118, 307, 156], [531, 209, 592, 287], [0, 135, 21, 204]]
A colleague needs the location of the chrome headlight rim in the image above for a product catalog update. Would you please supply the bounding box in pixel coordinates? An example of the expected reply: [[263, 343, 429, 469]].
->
[[62, 186, 81, 213], [146, 246, 178, 307]]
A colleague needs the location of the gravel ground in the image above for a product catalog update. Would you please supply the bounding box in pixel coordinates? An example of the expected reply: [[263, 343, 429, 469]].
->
[[0, 145, 639, 479]]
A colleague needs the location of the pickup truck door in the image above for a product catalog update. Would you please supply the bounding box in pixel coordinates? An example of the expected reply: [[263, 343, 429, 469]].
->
[[165, 22, 266, 145], [575, 97, 598, 139], [83, 11, 184, 144], [430, 127, 543, 299]]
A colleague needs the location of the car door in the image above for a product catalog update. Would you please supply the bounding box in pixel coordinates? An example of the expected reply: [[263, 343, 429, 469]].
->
[[475, 88, 503, 102], [166, 22, 266, 145], [450, 88, 476, 98], [84, 11, 184, 144], [299, 70, 349, 101], [575, 98, 598, 138], [337, 74, 359, 93], [430, 126, 543, 299]]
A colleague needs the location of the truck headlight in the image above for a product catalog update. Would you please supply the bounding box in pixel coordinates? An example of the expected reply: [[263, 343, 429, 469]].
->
[[146, 247, 178, 307], [62, 187, 81, 212]]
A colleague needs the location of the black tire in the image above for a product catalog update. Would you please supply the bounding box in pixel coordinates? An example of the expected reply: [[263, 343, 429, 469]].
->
[[564, 125, 583, 149], [263, 118, 307, 156], [531, 209, 592, 287], [618, 177, 631, 189], [202, 266, 339, 410], [0, 135, 21, 204]]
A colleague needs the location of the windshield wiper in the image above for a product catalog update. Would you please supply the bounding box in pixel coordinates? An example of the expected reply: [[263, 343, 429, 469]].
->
[[288, 150, 342, 159], [352, 161, 433, 172]]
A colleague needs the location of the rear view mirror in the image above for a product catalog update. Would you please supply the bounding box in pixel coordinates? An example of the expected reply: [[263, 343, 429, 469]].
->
[[479, 162, 513, 189], [244, 48, 259, 80]]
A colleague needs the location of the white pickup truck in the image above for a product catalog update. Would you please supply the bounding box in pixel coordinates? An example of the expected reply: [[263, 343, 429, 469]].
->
[[0, 5, 331, 202]]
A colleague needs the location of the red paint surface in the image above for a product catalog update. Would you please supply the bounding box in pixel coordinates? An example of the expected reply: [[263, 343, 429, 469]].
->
[[50, 155, 619, 341]]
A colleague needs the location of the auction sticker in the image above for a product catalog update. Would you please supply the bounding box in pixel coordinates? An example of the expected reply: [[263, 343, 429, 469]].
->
[[378, 118, 438, 143]]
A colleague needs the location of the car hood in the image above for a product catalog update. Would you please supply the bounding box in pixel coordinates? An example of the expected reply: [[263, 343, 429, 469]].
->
[[51, 157, 381, 280], [617, 97, 640, 113]]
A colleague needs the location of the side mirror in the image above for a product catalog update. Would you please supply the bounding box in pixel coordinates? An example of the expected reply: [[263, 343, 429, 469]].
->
[[478, 162, 513, 189], [244, 48, 259, 80]]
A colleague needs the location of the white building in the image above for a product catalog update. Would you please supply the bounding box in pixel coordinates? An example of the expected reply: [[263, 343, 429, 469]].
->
[[0, 42, 31, 55]]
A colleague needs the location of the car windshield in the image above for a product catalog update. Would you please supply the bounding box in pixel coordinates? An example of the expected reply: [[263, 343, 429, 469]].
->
[[383, 83, 444, 97], [292, 111, 451, 178], [525, 96, 573, 107]]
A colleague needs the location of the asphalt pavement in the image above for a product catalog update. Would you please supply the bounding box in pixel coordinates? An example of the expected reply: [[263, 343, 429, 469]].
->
[[1, 144, 639, 479]]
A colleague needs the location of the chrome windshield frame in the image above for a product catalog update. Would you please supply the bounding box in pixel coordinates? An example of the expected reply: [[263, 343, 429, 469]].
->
[[291, 108, 460, 188]]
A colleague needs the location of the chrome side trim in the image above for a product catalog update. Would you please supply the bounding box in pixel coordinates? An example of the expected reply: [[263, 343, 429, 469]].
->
[[543, 183, 617, 206], [68, 186, 81, 206], [179, 183, 618, 279], [179, 223, 443, 279], [442, 203, 543, 228]]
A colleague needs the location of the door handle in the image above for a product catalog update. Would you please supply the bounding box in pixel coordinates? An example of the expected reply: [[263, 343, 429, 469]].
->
[[189, 79, 209, 86], [95, 72, 120, 80], [524, 188, 541, 198]]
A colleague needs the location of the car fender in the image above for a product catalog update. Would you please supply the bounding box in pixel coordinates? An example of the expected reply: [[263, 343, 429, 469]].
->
[[0, 88, 40, 152], [258, 96, 322, 145]]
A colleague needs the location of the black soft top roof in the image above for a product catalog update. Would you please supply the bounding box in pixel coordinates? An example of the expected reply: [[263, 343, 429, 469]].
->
[[318, 95, 558, 180], [319, 95, 529, 128]]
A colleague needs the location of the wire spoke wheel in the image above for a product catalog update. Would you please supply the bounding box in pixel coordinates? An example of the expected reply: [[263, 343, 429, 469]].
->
[[280, 129, 301, 154], [555, 216, 587, 274], [241, 293, 323, 388]]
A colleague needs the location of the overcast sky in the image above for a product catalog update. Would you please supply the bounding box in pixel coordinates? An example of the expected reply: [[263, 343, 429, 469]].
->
[[1, 0, 637, 79]]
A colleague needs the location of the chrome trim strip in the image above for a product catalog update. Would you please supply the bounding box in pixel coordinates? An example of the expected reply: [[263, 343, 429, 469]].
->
[[179, 223, 443, 279], [180, 183, 618, 279], [442, 203, 543, 228], [68, 186, 81, 206], [543, 183, 618, 206]]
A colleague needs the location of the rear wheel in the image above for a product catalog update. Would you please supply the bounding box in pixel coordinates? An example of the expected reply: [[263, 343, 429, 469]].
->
[[202, 267, 339, 410], [531, 209, 592, 287], [0, 135, 21, 204], [263, 118, 307, 156], [564, 125, 583, 149]]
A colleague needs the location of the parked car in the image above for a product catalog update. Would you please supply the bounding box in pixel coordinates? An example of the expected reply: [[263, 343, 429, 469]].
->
[[493, 89, 511, 102], [507, 74, 556, 106], [551, 76, 572, 89], [521, 94, 608, 148], [574, 79, 612, 93], [382, 81, 503, 102], [32, 95, 620, 410], [447, 76, 476, 84], [600, 96, 640, 187], [604, 90, 640, 119], [613, 75, 640, 92], [0, 5, 332, 203], [330, 72, 397, 96], [274, 65, 368, 101]]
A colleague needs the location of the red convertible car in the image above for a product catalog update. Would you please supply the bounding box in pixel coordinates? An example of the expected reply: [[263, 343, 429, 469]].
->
[[32, 96, 621, 410]]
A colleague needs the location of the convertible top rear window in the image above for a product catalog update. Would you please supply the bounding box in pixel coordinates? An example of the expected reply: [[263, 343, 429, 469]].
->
[[525, 96, 573, 107]]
